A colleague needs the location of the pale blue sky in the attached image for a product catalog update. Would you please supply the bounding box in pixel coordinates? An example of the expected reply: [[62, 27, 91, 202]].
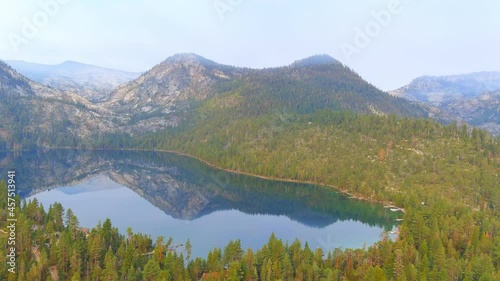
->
[[1, 0, 499, 90]]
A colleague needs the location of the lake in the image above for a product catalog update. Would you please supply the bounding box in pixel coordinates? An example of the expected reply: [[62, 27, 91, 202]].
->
[[0, 149, 400, 258]]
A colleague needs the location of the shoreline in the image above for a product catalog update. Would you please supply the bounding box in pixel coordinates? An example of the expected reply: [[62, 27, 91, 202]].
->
[[15, 146, 406, 214], [46, 147, 405, 214]]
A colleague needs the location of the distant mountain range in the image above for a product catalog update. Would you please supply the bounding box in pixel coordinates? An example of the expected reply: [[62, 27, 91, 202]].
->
[[390, 71, 500, 134], [0, 60, 114, 149], [5, 60, 142, 101], [390, 71, 500, 105], [5, 52, 500, 151], [0, 53, 431, 150]]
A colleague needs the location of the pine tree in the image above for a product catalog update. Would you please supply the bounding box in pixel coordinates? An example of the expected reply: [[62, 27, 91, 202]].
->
[[282, 253, 294, 280], [142, 258, 161, 281], [185, 238, 192, 261], [101, 248, 119, 281]]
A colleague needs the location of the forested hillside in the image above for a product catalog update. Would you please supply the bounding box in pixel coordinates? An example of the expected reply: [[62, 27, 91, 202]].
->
[[2, 118, 500, 281], [1, 54, 429, 150], [89, 107, 500, 279]]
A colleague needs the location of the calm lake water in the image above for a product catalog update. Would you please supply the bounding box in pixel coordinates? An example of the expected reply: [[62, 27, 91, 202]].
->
[[1, 150, 400, 258]]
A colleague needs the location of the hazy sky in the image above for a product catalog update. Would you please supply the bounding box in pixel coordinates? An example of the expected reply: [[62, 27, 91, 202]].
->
[[1, 0, 499, 90]]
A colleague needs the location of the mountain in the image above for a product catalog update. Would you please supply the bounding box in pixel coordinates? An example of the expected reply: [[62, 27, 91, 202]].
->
[[389, 71, 500, 106], [101, 53, 428, 133], [221, 55, 427, 117], [0, 60, 114, 149], [440, 90, 500, 135], [101, 53, 248, 132], [290, 54, 341, 67], [390, 72, 500, 135], [5, 60, 142, 101], [0, 53, 432, 148]]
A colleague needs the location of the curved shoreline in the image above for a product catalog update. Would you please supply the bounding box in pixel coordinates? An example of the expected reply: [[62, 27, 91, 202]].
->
[[45, 146, 404, 213]]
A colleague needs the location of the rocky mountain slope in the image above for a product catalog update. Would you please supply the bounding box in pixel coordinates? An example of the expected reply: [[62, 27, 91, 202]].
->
[[441, 90, 500, 135], [1, 53, 431, 148], [101, 53, 428, 133], [0, 61, 114, 149], [390, 72, 500, 135], [6, 60, 142, 101], [101, 53, 249, 132], [390, 71, 500, 106]]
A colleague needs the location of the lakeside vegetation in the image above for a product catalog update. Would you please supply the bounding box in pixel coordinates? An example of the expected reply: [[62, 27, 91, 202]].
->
[[1, 161, 499, 281]]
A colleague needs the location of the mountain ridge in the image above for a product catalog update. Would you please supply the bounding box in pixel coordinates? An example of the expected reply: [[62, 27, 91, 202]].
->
[[390, 71, 500, 135], [5, 60, 142, 101], [101, 53, 428, 134], [290, 54, 341, 67], [2, 53, 429, 148], [390, 71, 500, 104], [0, 60, 115, 149]]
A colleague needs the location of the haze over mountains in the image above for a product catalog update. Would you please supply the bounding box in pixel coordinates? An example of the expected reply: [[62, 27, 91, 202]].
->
[[2, 52, 500, 152], [5, 60, 142, 101], [390, 71, 500, 105], [0, 53, 430, 149], [0, 60, 114, 149], [390, 72, 500, 135]]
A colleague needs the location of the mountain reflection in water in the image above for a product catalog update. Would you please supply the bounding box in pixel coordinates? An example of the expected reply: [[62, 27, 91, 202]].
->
[[0, 149, 400, 257]]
